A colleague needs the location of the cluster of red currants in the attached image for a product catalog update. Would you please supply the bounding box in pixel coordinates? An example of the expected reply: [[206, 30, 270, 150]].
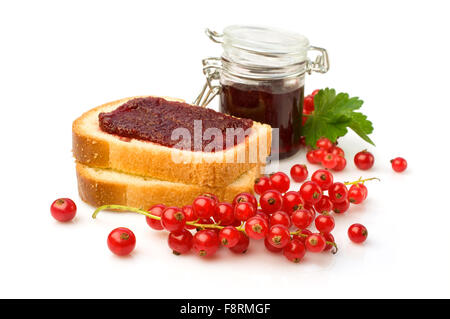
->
[[140, 187, 337, 263], [306, 137, 407, 173], [257, 169, 370, 249], [142, 187, 338, 262], [306, 138, 347, 171], [90, 167, 375, 262]]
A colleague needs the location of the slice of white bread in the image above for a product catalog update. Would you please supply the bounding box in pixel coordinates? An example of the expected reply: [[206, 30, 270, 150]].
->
[[76, 162, 260, 209], [72, 96, 272, 187]]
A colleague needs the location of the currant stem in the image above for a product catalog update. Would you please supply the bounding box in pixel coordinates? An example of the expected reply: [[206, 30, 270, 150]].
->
[[92, 204, 240, 232], [344, 176, 380, 186], [236, 221, 245, 232], [93, 205, 338, 254], [93, 205, 153, 220]]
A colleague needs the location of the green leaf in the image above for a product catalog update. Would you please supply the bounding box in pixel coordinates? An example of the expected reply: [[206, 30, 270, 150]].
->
[[303, 114, 350, 147], [348, 112, 375, 146], [302, 88, 374, 147]]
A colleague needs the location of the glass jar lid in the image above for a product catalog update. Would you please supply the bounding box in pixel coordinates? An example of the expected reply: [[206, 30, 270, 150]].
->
[[209, 25, 310, 68]]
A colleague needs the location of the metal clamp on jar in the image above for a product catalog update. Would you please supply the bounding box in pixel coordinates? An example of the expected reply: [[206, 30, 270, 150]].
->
[[194, 25, 329, 159]]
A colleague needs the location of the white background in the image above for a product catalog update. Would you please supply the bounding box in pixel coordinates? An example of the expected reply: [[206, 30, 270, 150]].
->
[[1, 0, 449, 298]]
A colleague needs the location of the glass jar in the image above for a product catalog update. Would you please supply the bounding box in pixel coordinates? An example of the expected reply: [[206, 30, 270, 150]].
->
[[195, 25, 329, 159]]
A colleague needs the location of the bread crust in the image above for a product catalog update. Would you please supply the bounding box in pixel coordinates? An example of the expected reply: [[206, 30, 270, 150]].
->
[[72, 96, 272, 187], [76, 162, 260, 209]]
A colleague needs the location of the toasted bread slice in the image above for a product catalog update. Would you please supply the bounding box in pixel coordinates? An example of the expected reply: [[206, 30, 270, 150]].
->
[[72, 96, 271, 187], [76, 162, 260, 209]]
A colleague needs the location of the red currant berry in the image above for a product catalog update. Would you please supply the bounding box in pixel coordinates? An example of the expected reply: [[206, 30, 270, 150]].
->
[[300, 135, 306, 146], [267, 225, 291, 248], [218, 226, 240, 247], [168, 229, 193, 255], [264, 237, 283, 253], [348, 223, 368, 243], [302, 115, 309, 126], [260, 190, 283, 214], [290, 164, 308, 183], [314, 214, 335, 233], [229, 232, 250, 254], [231, 218, 242, 227], [233, 192, 258, 210], [299, 181, 323, 204], [314, 195, 334, 214], [328, 182, 348, 203], [307, 150, 319, 164], [234, 201, 256, 221], [292, 229, 312, 243], [313, 149, 327, 163], [303, 95, 315, 113], [192, 229, 220, 257], [181, 205, 197, 230], [283, 239, 306, 263], [352, 183, 368, 200], [254, 176, 272, 195], [329, 146, 345, 157], [348, 186, 365, 204], [202, 193, 219, 206], [107, 227, 136, 256], [316, 137, 333, 151], [193, 196, 216, 219], [282, 191, 304, 215], [332, 156, 347, 172], [245, 216, 269, 240], [213, 202, 234, 226], [291, 209, 313, 229], [302, 201, 315, 212], [322, 233, 335, 251], [205, 228, 220, 236], [333, 198, 350, 214], [311, 169, 334, 190], [161, 207, 186, 233], [269, 211, 291, 228], [391, 157, 407, 172], [270, 172, 291, 193], [146, 204, 166, 230], [305, 233, 326, 252], [354, 150, 375, 170], [322, 153, 338, 169], [50, 198, 77, 222], [303, 108, 312, 115], [307, 208, 316, 221], [255, 210, 270, 224]]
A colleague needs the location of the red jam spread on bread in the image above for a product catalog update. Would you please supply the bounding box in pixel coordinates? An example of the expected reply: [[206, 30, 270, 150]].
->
[[98, 96, 254, 152]]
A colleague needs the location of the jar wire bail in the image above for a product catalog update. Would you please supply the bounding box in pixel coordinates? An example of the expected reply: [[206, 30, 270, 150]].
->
[[205, 28, 224, 44], [306, 46, 330, 74], [192, 57, 222, 107]]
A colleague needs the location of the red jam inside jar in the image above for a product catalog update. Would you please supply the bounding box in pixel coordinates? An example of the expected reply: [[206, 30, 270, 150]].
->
[[220, 82, 304, 159]]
